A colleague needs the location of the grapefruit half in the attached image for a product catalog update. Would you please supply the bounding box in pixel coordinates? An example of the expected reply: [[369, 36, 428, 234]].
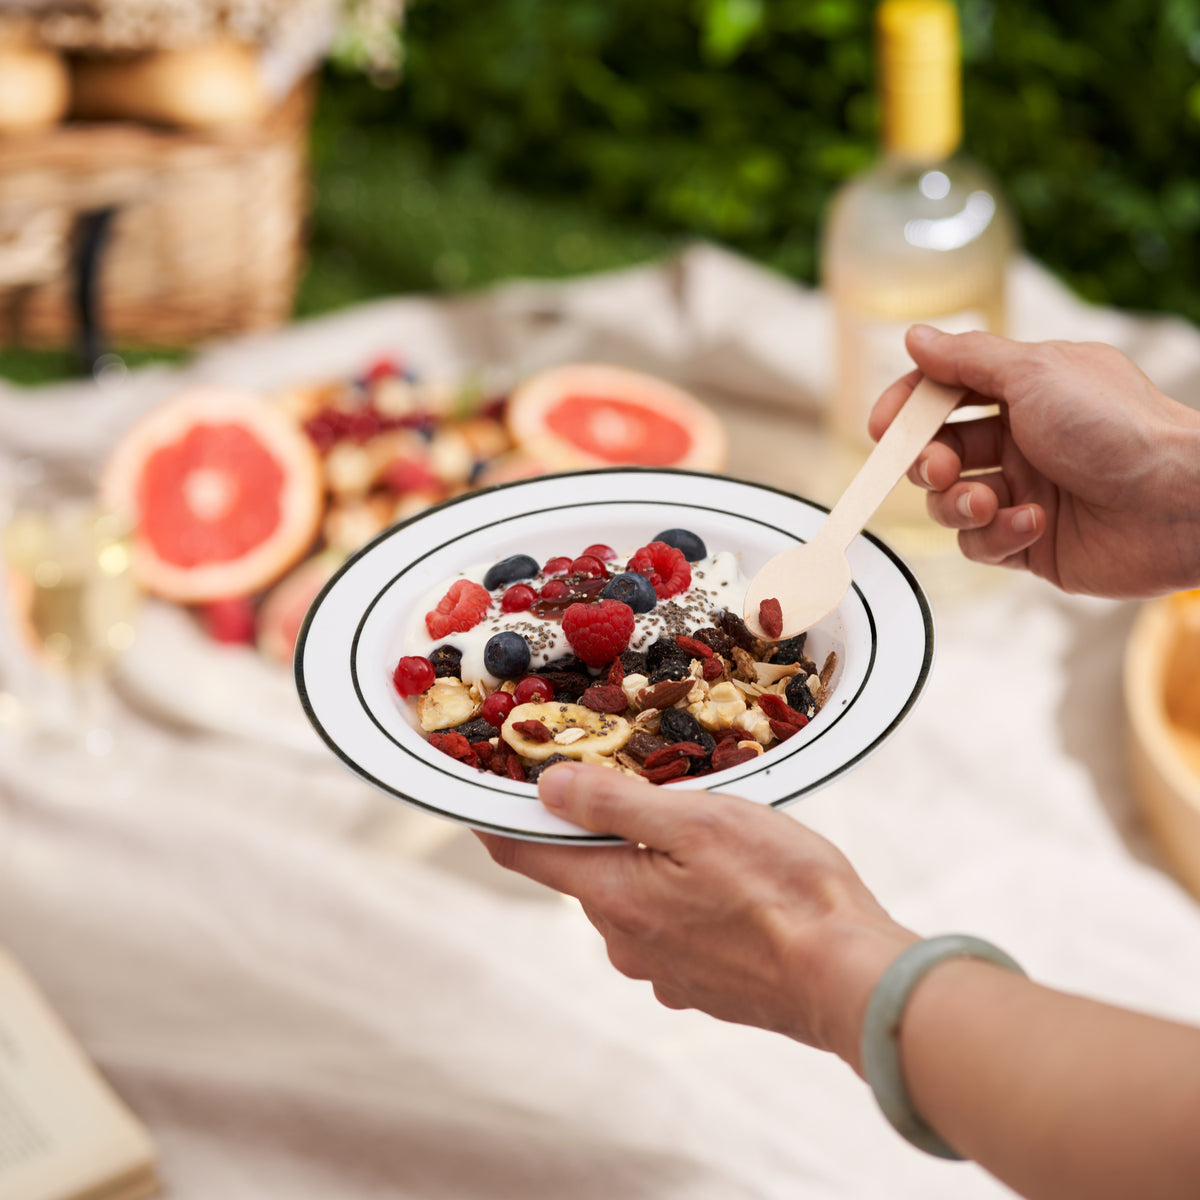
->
[[505, 364, 728, 472], [101, 386, 324, 602]]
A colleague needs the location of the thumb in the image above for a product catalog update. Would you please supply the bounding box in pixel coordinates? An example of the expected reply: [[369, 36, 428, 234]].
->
[[906, 324, 1026, 404], [540, 761, 703, 848]]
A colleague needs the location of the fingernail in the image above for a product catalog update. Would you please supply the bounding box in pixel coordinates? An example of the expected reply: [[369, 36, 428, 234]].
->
[[917, 455, 933, 488], [908, 323, 939, 346], [956, 490, 974, 520], [1012, 506, 1037, 535], [538, 762, 578, 809]]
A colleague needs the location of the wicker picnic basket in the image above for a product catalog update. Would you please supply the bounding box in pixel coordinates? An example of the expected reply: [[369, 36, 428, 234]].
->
[[0, 75, 314, 351]]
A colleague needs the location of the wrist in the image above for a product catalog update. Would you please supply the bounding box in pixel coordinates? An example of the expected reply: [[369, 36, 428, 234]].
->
[[791, 919, 918, 1073]]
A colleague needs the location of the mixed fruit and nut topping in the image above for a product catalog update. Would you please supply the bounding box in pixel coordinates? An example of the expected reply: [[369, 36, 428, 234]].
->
[[393, 529, 836, 786]]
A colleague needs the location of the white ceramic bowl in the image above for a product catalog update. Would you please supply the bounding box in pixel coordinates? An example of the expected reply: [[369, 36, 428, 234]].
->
[[296, 468, 935, 842]]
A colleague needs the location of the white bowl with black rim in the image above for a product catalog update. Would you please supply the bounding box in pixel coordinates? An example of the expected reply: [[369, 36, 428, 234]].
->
[[295, 467, 934, 843]]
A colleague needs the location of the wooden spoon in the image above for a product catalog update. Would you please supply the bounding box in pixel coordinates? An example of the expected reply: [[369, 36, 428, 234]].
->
[[743, 376, 964, 640]]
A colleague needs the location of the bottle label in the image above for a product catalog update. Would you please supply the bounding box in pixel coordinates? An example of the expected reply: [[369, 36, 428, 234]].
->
[[836, 308, 987, 443]]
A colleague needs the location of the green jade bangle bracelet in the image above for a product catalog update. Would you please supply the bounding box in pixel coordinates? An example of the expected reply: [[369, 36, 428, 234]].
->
[[861, 934, 1027, 1159]]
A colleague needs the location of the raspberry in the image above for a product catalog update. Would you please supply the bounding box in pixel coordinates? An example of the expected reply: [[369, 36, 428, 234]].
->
[[627, 541, 691, 600], [562, 599, 635, 668], [201, 596, 257, 645], [425, 579, 491, 638]]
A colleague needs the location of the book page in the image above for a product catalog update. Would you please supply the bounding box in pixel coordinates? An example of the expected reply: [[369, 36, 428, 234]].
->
[[0, 948, 157, 1200]]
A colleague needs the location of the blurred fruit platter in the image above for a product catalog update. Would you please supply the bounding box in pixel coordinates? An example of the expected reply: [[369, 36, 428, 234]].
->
[[101, 357, 729, 674]]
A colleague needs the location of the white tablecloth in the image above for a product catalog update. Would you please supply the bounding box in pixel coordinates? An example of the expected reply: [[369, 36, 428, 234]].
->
[[2, 245, 1200, 1199]]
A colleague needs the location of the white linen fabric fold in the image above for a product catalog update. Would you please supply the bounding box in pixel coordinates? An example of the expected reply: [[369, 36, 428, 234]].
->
[[2, 244, 1199, 1198]]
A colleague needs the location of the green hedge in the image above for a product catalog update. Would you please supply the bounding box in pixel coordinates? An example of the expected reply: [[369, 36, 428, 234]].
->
[[331, 0, 1200, 321]]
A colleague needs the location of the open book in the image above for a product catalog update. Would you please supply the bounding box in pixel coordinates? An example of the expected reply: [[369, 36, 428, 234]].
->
[[0, 946, 159, 1200]]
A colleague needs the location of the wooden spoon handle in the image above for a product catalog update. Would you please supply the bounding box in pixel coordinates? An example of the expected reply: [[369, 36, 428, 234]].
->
[[820, 377, 965, 552]]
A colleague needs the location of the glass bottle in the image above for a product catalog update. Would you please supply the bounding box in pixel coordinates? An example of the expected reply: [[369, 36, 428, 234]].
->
[[819, 0, 1015, 577]]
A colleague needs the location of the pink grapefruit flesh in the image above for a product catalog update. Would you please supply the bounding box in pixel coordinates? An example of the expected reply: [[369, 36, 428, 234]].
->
[[101, 386, 323, 602], [505, 364, 728, 472]]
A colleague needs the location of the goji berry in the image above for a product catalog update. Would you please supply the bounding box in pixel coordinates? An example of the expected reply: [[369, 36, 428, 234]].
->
[[759, 597, 784, 639], [711, 742, 760, 772], [675, 635, 713, 659], [642, 759, 690, 784], [643, 741, 707, 769], [580, 685, 628, 714], [512, 719, 554, 742]]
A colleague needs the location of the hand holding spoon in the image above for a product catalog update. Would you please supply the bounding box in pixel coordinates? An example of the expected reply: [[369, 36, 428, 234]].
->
[[743, 376, 964, 640]]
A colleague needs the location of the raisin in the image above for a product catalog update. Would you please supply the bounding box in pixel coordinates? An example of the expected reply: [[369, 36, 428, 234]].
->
[[619, 648, 648, 675], [539, 670, 590, 701], [646, 638, 680, 670], [446, 718, 497, 744], [687, 730, 717, 775], [716, 609, 758, 652], [785, 675, 818, 718], [526, 753, 572, 783], [429, 644, 463, 679], [659, 708, 705, 745], [768, 633, 808, 666], [542, 653, 590, 674], [624, 729, 666, 763], [648, 654, 691, 684], [690, 626, 732, 658]]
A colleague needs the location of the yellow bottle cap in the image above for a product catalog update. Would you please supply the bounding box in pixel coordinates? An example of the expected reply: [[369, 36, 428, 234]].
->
[[877, 0, 961, 161]]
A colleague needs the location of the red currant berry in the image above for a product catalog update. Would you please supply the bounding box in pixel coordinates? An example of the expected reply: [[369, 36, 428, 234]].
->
[[543, 556, 572, 576], [540, 578, 570, 600], [570, 554, 607, 579], [392, 655, 435, 697], [480, 691, 516, 728], [581, 543, 617, 562], [500, 583, 537, 613], [514, 675, 554, 705]]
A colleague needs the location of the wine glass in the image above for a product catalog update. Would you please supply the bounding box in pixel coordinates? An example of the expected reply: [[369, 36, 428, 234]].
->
[[0, 456, 141, 762]]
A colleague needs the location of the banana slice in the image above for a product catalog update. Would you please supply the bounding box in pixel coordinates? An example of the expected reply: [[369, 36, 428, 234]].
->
[[501, 701, 631, 762], [417, 677, 481, 731]]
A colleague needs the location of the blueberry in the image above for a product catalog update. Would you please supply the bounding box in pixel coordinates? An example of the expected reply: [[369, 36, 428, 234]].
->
[[599, 571, 657, 613], [483, 631, 532, 679], [483, 554, 539, 591], [653, 528, 707, 562]]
